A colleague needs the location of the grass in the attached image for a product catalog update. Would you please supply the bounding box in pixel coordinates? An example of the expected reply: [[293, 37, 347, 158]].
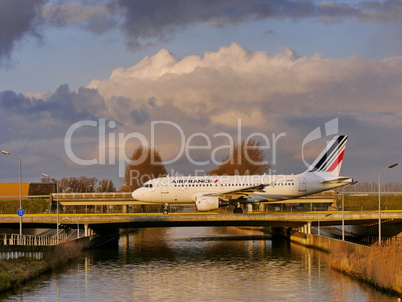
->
[[0, 258, 49, 292], [0, 198, 49, 214], [342, 195, 402, 211], [329, 240, 402, 295], [0, 241, 82, 292]]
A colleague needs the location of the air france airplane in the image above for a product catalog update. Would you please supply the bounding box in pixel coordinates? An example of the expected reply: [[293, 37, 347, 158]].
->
[[132, 135, 354, 213]]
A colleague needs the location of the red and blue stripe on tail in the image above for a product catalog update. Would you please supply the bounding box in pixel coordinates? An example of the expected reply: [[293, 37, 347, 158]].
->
[[308, 135, 348, 175]]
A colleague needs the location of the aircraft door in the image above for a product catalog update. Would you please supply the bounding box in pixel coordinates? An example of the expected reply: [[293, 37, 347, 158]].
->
[[161, 184, 169, 194], [299, 177, 307, 192]]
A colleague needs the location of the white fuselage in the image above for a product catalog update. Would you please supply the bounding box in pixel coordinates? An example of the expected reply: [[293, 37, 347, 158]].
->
[[132, 173, 351, 204], [132, 135, 353, 210]]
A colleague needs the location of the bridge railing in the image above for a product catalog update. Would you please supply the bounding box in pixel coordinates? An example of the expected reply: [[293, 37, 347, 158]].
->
[[1, 233, 68, 246], [52, 192, 133, 199]]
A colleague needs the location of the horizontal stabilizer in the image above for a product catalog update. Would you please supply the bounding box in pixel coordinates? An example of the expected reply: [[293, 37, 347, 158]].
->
[[321, 177, 352, 185]]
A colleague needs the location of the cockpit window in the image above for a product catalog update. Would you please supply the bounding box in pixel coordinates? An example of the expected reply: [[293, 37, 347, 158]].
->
[[142, 183, 153, 188]]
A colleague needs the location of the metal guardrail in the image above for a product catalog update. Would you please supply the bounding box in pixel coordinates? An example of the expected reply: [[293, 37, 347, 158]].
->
[[1, 233, 68, 246], [340, 192, 402, 196], [0, 195, 50, 199], [0, 250, 46, 260], [53, 192, 133, 199]]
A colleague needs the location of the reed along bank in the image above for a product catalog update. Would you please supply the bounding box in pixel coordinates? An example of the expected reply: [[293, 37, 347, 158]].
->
[[329, 240, 402, 295]]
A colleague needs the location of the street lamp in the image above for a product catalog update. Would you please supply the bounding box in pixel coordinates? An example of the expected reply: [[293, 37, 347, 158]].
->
[[43, 173, 59, 244], [378, 163, 398, 246], [2, 151, 23, 240], [63, 217, 80, 238], [340, 181, 357, 241]]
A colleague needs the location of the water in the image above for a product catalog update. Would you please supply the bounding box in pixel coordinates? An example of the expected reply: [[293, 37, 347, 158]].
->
[[2, 227, 398, 301]]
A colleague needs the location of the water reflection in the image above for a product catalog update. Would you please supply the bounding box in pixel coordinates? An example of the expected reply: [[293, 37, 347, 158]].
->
[[2, 227, 397, 302]]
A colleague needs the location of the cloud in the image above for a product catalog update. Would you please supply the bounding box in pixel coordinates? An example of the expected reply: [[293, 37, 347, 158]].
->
[[89, 43, 402, 121], [111, 0, 271, 48], [85, 43, 402, 176], [3, 1, 402, 63], [0, 0, 45, 65], [41, 2, 116, 34], [36, 0, 402, 51], [356, 0, 402, 23], [2, 43, 402, 182], [0, 84, 107, 140]]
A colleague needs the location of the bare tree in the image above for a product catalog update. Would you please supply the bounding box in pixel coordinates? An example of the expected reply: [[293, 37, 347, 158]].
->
[[208, 139, 270, 176], [54, 176, 98, 193], [125, 145, 167, 191], [98, 179, 116, 192], [58, 177, 71, 192], [342, 182, 402, 192]]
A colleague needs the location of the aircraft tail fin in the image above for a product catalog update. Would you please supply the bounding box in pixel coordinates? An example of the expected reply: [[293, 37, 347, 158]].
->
[[306, 135, 348, 178]]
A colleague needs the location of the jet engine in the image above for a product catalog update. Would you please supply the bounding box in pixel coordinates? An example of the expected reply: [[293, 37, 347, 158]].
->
[[195, 196, 227, 211]]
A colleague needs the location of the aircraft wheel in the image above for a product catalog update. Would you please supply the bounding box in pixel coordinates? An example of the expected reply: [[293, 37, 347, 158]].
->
[[233, 207, 243, 214]]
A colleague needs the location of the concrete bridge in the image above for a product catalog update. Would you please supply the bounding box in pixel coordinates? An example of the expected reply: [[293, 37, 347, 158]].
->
[[1, 211, 402, 235], [51, 192, 337, 213]]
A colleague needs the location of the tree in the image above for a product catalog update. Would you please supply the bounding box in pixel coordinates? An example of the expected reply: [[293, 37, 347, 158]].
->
[[98, 179, 116, 192], [207, 139, 270, 176], [56, 176, 98, 193], [119, 184, 131, 192], [125, 145, 168, 190]]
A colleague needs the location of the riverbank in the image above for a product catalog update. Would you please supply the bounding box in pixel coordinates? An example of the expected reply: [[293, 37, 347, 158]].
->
[[271, 227, 402, 296], [329, 240, 402, 296], [0, 241, 82, 292]]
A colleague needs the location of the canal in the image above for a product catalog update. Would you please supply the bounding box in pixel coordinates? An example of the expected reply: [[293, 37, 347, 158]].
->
[[1, 227, 397, 301]]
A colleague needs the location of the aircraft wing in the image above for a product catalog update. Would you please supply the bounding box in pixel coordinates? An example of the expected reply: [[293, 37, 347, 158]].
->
[[203, 184, 267, 200]]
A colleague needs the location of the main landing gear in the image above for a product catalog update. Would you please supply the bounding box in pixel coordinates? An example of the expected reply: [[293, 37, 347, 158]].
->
[[233, 207, 244, 214], [230, 201, 244, 214], [163, 203, 169, 215]]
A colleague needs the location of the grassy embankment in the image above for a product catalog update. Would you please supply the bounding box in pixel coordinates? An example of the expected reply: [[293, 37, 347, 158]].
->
[[0, 198, 49, 214], [0, 241, 82, 292], [329, 240, 402, 295], [0, 198, 164, 214], [342, 195, 402, 211]]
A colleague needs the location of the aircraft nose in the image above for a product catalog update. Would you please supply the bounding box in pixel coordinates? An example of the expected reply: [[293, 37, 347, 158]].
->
[[132, 189, 141, 200]]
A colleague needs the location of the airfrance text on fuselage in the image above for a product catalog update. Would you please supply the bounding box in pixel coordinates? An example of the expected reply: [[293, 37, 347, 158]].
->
[[171, 179, 215, 184]]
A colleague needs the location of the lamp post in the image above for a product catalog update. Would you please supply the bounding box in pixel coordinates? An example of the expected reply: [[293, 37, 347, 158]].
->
[[341, 189, 345, 241], [2, 151, 23, 240], [340, 181, 357, 241], [63, 217, 80, 238], [378, 163, 398, 246], [43, 173, 59, 244]]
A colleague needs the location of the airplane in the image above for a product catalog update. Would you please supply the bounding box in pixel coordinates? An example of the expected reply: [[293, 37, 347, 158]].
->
[[132, 135, 354, 213]]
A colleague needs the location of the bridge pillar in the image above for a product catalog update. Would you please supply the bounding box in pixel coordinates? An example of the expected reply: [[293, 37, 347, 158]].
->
[[247, 204, 253, 212], [302, 224, 311, 234], [84, 224, 89, 237], [122, 205, 128, 213], [259, 204, 265, 212]]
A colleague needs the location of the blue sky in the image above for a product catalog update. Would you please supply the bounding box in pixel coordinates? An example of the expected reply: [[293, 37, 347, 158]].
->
[[1, 0, 401, 188]]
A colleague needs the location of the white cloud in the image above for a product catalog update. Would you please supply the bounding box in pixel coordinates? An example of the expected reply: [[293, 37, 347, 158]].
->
[[89, 43, 402, 122], [2, 43, 402, 182], [84, 43, 402, 178]]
